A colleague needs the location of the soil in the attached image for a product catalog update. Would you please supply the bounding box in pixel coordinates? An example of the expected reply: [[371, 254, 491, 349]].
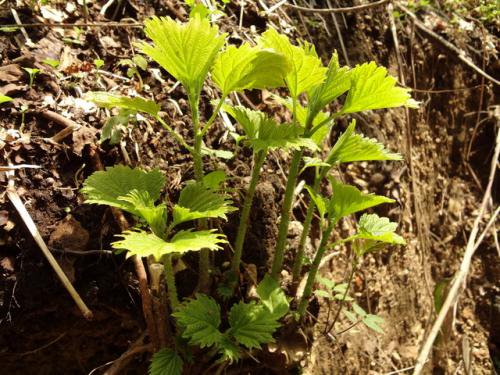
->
[[0, 1, 498, 374]]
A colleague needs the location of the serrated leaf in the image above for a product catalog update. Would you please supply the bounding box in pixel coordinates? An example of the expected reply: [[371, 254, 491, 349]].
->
[[117, 189, 167, 236], [202, 170, 227, 189], [256, 275, 289, 319], [85, 92, 160, 116], [305, 185, 328, 219], [228, 301, 280, 349], [328, 178, 394, 220], [112, 229, 226, 260], [149, 349, 183, 375], [173, 294, 223, 348], [224, 105, 317, 152], [217, 335, 241, 363], [0, 95, 12, 104], [82, 165, 165, 214], [301, 157, 330, 173], [327, 120, 402, 164], [363, 314, 384, 333], [259, 28, 326, 98], [212, 43, 290, 95], [341, 62, 418, 114], [355, 213, 405, 245], [140, 16, 225, 99], [307, 52, 351, 124], [172, 181, 235, 226]]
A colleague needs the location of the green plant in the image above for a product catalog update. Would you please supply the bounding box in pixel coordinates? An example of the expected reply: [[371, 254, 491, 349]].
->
[[0, 95, 12, 104], [117, 55, 148, 90], [82, 12, 416, 374], [23, 67, 40, 89], [42, 58, 60, 69]]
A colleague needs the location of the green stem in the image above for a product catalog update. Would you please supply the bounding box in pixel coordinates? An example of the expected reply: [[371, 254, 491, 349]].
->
[[297, 219, 336, 317], [231, 150, 267, 274], [200, 96, 226, 137], [164, 255, 179, 309], [291, 175, 320, 283], [270, 149, 303, 279], [156, 116, 194, 154]]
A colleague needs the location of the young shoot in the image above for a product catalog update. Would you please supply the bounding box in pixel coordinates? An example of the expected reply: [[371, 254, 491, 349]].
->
[[23, 67, 40, 89]]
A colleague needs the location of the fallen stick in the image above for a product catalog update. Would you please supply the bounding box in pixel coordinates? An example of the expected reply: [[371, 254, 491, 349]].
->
[[413, 127, 500, 374], [285, 0, 390, 14], [38, 110, 81, 142], [5, 172, 93, 320]]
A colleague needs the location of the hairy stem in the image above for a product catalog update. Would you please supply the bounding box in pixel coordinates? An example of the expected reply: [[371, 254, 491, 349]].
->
[[163, 255, 179, 309], [231, 150, 267, 274], [270, 150, 303, 279], [297, 219, 336, 316], [291, 175, 320, 283]]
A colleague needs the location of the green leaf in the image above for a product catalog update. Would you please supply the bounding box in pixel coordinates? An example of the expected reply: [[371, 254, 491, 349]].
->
[[327, 120, 402, 164], [133, 55, 148, 70], [200, 145, 234, 160], [85, 92, 160, 116], [258, 28, 326, 98], [228, 302, 280, 350], [317, 276, 335, 290], [43, 58, 60, 68], [172, 181, 235, 226], [352, 303, 367, 317], [306, 52, 351, 124], [313, 290, 332, 299], [117, 189, 167, 236], [100, 110, 131, 145], [217, 335, 241, 363], [93, 59, 104, 69], [256, 275, 289, 319], [0, 95, 12, 104], [224, 105, 317, 152], [354, 213, 405, 245], [327, 178, 394, 220], [363, 314, 384, 333], [212, 43, 290, 95], [343, 309, 358, 323], [173, 294, 223, 348], [305, 185, 328, 220], [149, 349, 183, 375], [112, 229, 226, 260], [301, 157, 330, 173], [140, 16, 225, 99], [341, 62, 418, 114], [81, 165, 165, 214], [202, 170, 227, 190]]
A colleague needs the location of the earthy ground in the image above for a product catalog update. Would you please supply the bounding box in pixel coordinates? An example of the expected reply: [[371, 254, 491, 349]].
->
[[0, 0, 498, 374]]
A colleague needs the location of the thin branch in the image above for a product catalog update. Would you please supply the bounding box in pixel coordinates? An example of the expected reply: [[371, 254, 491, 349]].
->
[[0, 22, 142, 29], [285, 0, 390, 14], [413, 127, 500, 374]]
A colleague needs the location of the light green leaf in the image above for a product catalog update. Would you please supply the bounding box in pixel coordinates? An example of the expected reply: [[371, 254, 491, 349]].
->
[[301, 157, 330, 173], [133, 55, 148, 70], [117, 189, 167, 236], [363, 314, 384, 333], [328, 178, 394, 220], [305, 185, 327, 219], [343, 309, 358, 323], [173, 294, 223, 348], [355, 213, 405, 245], [86, 92, 160, 116], [306, 52, 351, 124], [224, 105, 317, 152], [140, 16, 225, 99], [112, 229, 227, 260], [100, 110, 132, 145], [202, 170, 227, 189], [258, 28, 326, 98], [81, 165, 165, 214], [327, 120, 402, 164], [212, 43, 290, 95], [341, 62, 418, 114], [217, 335, 241, 363], [228, 302, 280, 350], [149, 349, 183, 375], [172, 181, 235, 226], [200, 145, 234, 160], [352, 303, 367, 317], [314, 290, 332, 299], [316, 276, 335, 290], [0, 95, 12, 104], [256, 275, 289, 319]]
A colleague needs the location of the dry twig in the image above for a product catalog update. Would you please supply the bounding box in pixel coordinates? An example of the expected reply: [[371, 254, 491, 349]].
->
[[285, 0, 390, 14]]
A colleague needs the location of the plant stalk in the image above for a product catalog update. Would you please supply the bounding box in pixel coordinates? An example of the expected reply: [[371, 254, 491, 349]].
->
[[270, 149, 303, 279], [231, 150, 267, 274], [163, 255, 179, 309], [291, 175, 321, 283], [297, 219, 336, 316]]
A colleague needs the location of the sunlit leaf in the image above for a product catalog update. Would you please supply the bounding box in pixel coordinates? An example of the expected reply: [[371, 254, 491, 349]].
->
[[86, 92, 160, 116], [341, 62, 418, 114], [140, 16, 225, 99], [259, 28, 326, 98], [326, 120, 402, 164], [363, 314, 384, 333], [256, 275, 289, 319], [0, 95, 13, 104], [112, 229, 226, 260], [212, 43, 290, 95], [355, 213, 405, 245]]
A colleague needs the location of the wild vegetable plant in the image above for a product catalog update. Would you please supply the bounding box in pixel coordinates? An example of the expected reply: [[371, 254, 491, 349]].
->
[[81, 11, 417, 374]]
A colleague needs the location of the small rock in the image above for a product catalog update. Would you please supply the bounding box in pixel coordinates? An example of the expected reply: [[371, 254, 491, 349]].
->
[[370, 172, 386, 186]]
